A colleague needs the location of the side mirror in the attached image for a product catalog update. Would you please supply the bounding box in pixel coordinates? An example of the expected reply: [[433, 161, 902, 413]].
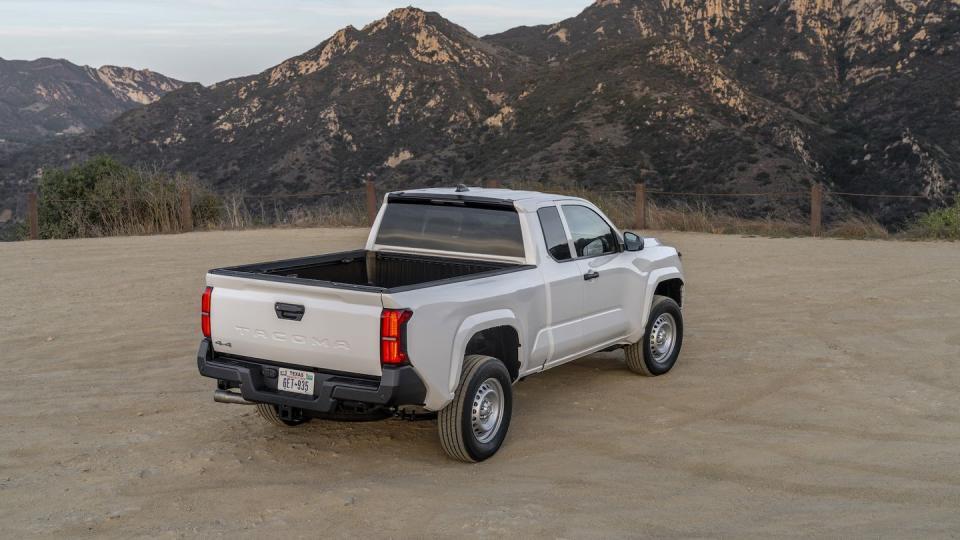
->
[[624, 232, 644, 252], [583, 238, 605, 257]]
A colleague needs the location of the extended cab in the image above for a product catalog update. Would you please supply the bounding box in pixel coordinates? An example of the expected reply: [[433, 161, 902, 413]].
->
[[197, 187, 685, 461]]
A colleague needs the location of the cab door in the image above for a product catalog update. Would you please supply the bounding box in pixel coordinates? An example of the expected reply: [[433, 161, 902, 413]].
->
[[533, 205, 586, 369], [561, 204, 632, 348]]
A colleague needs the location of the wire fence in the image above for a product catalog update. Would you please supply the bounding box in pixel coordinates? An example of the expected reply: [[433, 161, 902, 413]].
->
[[498, 180, 935, 239], [215, 189, 369, 229], [14, 179, 942, 241]]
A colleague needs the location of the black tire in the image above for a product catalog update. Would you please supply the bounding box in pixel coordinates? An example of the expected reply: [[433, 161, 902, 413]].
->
[[438, 355, 513, 463], [255, 403, 310, 427], [625, 295, 683, 376]]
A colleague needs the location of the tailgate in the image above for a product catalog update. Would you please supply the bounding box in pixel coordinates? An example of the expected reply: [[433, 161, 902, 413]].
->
[[206, 273, 384, 377]]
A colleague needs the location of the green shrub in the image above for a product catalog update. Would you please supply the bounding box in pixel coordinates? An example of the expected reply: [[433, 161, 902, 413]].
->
[[3, 222, 27, 242], [909, 197, 960, 240], [38, 156, 129, 238], [37, 156, 220, 239]]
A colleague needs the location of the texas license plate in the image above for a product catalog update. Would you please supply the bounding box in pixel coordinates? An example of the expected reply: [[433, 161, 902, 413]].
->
[[277, 368, 315, 395]]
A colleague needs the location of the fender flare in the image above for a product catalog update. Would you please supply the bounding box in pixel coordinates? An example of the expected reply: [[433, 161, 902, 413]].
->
[[445, 309, 522, 398], [640, 268, 684, 335]]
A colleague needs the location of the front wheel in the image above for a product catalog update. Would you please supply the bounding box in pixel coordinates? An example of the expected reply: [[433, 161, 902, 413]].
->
[[438, 355, 513, 462], [625, 295, 684, 376]]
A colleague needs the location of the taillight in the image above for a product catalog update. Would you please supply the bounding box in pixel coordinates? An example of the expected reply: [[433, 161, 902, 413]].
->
[[201, 287, 213, 338], [380, 309, 412, 365]]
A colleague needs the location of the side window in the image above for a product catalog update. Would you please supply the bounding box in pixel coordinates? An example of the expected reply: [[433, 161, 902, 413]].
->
[[562, 205, 618, 258], [537, 206, 572, 261]]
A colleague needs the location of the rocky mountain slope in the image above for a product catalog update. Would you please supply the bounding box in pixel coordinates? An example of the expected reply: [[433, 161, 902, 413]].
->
[[0, 58, 184, 152], [487, 0, 959, 222], [2, 1, 958, 227]]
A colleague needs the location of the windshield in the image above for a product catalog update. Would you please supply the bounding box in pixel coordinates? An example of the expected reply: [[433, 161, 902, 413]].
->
[[375, 201, 525, 258]]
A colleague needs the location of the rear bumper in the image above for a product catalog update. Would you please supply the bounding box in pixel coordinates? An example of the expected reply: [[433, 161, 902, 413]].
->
[[196, 339, 426, 414]]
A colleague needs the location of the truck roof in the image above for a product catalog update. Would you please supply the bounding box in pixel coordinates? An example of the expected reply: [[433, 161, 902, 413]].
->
[[390, 187, 586, 212]]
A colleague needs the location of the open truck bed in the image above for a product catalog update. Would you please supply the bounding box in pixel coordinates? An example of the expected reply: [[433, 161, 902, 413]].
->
[[210, 249, 528, 292], [203, 249, 531, 378]]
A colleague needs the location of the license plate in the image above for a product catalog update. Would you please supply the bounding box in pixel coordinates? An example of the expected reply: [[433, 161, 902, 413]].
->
[[277, 368, 315, 396]]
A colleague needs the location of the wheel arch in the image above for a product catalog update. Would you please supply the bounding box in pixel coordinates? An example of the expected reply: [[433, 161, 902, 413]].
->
[[654, 277, 684, 308], [448, 310, 522, 397], [643, 269, 684, 329], [465, 326, 521, 382]]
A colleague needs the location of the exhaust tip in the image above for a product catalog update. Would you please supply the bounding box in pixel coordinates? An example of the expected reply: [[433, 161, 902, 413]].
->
[[214, 389, 254, 405]]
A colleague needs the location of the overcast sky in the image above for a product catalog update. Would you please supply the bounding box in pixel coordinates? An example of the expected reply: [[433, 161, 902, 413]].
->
[[0, 0, 591, 84]]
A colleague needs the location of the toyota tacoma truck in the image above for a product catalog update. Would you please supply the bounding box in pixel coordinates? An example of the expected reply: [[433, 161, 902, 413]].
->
[[197, 187, 685, 462]]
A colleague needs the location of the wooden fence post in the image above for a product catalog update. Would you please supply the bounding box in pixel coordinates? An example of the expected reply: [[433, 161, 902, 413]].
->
[[810, 183, 823, 237], [27, 192, 39, 240], [366, 178, 377, 226], [484, 179, 500, 189], [180, 186, 193, 232], [635, 183, 647, 230]]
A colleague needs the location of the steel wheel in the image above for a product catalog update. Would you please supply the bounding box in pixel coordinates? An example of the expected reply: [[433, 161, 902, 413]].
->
[[438, 355, 513, 462], [648, 312, 677, 364], [625, 295, 683, 376], [471, 378, 504, 444]]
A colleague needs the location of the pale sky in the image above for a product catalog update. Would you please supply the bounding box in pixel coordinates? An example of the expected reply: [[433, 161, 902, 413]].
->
[[0, 0, 592, 84]]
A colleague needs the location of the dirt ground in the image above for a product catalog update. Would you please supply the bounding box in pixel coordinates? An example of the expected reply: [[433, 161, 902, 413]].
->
[[1, 229, 959, 538]]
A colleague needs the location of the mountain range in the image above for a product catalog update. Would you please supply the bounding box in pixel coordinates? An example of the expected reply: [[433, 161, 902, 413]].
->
[[1, 0, 958, 230], [0, 58, 183, 155]]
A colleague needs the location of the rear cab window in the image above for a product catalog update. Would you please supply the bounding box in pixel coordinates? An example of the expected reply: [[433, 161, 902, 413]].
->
[[536, 206, 572, 261], [375, 199, 525, 258]]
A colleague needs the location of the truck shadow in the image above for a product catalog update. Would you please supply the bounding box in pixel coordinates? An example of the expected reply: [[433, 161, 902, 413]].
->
[[213, 352, 632, 465]]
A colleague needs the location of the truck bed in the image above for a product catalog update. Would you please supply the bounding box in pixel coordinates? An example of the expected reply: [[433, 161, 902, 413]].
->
[[211, 250, 526, 292]]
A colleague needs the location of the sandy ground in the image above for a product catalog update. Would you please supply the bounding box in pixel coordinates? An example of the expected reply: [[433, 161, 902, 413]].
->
[[1, 229, 959, 538]]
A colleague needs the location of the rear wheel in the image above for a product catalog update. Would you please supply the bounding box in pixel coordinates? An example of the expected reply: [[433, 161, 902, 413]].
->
[[625, 295, 683, 376], [438, 355, 513, 462], [255, 403, 310, 427]]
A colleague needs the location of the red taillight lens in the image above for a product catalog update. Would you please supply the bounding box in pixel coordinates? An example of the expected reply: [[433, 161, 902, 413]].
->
[[201, 286, 213, 338], [380, 309, 412, 365]]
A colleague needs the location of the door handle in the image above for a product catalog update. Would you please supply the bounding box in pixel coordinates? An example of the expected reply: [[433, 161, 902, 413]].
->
[[583, 270, 600, 281]]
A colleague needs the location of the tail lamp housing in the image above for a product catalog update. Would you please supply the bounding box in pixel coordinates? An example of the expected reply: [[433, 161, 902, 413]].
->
[[380, 309, 413, 365], [201, 286, 213, 338]]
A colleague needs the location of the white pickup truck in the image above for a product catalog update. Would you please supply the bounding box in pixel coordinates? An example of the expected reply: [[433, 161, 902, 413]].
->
[[197, 187, 685, 462]]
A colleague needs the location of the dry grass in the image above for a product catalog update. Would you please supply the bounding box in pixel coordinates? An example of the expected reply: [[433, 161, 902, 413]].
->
[[30, 171, 923, 242], [645, 201, 810, 237], [646, 202, 895, 240], [824, 216, 891, 240], [215, 193, 367, 230], [507, 183, 899, 240]]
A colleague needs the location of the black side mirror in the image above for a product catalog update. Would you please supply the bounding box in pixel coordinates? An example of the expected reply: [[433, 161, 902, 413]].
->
[[624, 232, 644, 252]]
